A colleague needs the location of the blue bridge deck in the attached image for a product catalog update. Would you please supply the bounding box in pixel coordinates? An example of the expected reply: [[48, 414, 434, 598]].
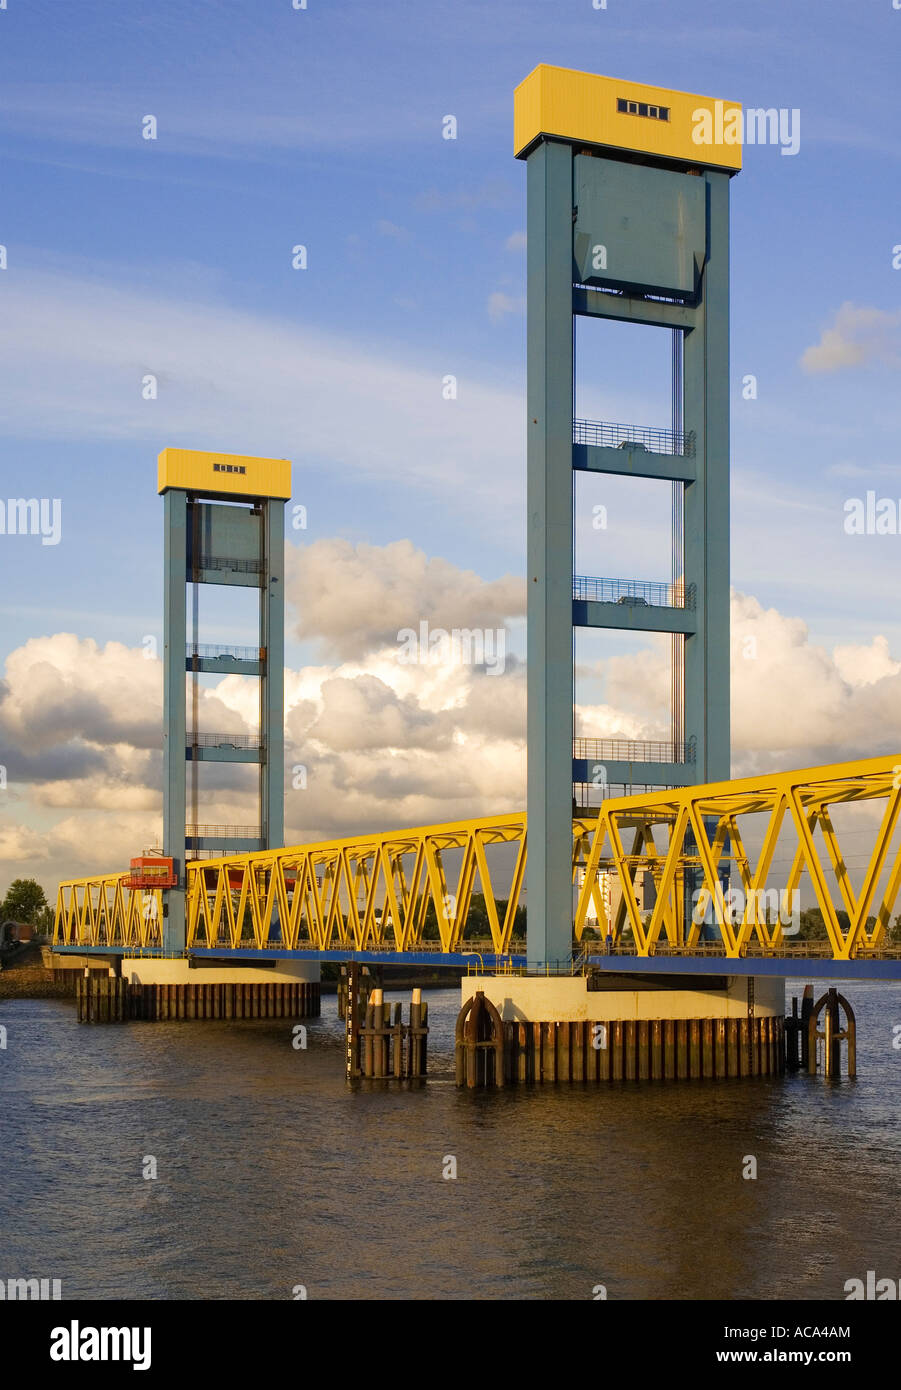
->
[[49, 944, 901, 980]]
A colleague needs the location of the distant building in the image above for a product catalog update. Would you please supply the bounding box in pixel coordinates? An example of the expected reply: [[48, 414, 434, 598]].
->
[[1, 920, 33, 946], [578, 870, 652, 932]]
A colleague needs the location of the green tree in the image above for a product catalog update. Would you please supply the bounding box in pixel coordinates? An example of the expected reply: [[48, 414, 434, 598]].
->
[[796, 908, 829, 941], [418, 892, 526, 943], [1, 878, 49, 924]]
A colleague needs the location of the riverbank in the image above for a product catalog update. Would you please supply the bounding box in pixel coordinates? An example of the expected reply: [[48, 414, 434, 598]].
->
[[0, 942, 73, 1000], [0, 948, 470, 1003]]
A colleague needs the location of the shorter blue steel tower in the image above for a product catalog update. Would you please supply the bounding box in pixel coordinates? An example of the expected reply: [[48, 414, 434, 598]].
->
[[158, 448, 291, 952]]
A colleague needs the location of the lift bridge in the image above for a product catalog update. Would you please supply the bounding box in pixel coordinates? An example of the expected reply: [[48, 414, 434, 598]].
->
[[53, 754, 901, 979], [48, 69, 901, 986]]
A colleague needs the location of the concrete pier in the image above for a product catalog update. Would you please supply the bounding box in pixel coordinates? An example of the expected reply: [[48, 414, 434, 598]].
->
[[456, 975, 786, 1086], [76, 957, 321, 1022]]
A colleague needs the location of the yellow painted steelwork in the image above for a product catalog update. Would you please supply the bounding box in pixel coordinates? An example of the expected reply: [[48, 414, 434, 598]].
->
[[52, 757, 901, 959], [157, 448, 292, 499], [53, 815, 527, 955], [184, 814, 528, 954], [573, 754, 901, 960], [54, 875, 163, 950], [514, 65, 743, 172]]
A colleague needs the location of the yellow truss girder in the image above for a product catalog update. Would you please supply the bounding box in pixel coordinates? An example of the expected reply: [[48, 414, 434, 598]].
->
[[51, 755, 901, 960], [53, 876, 163, 950]]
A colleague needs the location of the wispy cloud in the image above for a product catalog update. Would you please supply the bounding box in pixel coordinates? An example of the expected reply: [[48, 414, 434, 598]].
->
[[376, 219, 408, 239], [487, 290, 525, 322], [415, 180, 516, 213], [0, 265, 524, 536], [826, 461, 901, 479], [0, 84, 438, 159], [801, 302, 901, 374]]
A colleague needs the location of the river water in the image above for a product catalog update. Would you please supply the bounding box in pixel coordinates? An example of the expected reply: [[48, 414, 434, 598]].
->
[[2, 979, 899, 1301]]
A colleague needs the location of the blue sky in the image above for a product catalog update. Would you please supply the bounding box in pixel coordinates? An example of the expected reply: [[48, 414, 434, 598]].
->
[[2, 0, 901, 886], [1, 0, 900, 652]]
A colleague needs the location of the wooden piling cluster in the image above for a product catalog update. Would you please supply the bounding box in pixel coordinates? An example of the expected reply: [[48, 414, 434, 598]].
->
[[785, 984, 814, 1070], [337, 965, 380, 1021], [785, 985, 856, 1077], [76, 976, 320, 1022], [76, 974, 129, 1022], [455, 992, 785, 1087], [808, 987, 856, 1078], [455, 990, 505, 1087], [349, 987, 429, 1079]]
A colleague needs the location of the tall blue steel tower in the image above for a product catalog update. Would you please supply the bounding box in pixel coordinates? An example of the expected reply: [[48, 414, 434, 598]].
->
[[158, 448, 291, 952], [516, 67, 742, 968]]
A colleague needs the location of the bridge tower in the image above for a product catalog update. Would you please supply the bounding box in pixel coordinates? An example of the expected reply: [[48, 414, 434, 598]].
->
[[517, 66, 742, 969], [158, 449, 291, 951]]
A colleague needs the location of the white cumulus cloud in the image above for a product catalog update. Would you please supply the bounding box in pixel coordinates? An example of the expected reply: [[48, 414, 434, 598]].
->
[[4, 569, 901, 891]]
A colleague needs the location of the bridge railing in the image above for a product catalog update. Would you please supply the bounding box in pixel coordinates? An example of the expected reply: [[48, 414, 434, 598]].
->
[[572, 575, 696, 609], [573, 737, 695, 765], [188, 734, 262, 750], [573, 417, 695, 457], [186, 644, 262, 662]]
